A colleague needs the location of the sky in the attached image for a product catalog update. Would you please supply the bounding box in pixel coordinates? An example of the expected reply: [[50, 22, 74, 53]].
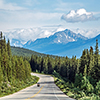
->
[[0, 0, 100, 38]]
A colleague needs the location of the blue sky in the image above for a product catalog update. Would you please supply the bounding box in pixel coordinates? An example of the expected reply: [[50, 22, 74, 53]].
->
[[0, 0, 100, 32]]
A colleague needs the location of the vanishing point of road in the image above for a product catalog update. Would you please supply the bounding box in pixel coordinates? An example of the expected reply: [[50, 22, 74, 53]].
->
[[0, 73, 75, 100]]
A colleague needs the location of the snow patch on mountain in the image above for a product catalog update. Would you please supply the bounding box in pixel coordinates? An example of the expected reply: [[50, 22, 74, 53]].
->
[[3, 27, 100, 47], [52, 29, 88, 44]]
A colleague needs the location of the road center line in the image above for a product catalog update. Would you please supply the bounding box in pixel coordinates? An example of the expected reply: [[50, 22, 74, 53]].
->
[[25, 85, 44, 100]]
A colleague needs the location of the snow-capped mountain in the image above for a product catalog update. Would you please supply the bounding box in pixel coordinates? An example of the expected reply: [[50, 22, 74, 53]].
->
[[3, 27, 56, 46], [3, 27, 100, 57], [51, 29, 88, 44], [24, 29, 88, 46], [3, 27, 100, 47], [23, 33, 100, 57], [23, 29, 89, 57]]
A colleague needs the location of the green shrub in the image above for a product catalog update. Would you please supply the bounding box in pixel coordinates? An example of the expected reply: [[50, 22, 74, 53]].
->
[[67, 91, 74, 98], [0, 76, 39, 97], [80, 76, 94, 93], [96, 80, 100, 95]]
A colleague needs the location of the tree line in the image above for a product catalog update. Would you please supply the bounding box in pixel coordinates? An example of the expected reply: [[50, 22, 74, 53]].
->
[[0, 32, 31, 84], [30, 39, 100, 82]]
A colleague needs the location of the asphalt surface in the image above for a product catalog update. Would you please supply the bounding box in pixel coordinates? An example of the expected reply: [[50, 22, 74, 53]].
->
[[0, 73, 75, 100]]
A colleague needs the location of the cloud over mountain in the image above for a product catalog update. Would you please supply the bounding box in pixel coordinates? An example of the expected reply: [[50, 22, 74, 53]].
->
[[61, 8, 99, 23]]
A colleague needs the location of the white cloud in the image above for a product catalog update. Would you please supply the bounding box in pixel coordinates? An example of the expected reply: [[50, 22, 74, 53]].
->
[[72, 28, 100, 38], [61, 8, 99, 23], [3, 27, 56, 43]]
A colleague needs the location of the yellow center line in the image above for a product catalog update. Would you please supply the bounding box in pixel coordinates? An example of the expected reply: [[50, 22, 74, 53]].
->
[[25, 85, 44, 100]]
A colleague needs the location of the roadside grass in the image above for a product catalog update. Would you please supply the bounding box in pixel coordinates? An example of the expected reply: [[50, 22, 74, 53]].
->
[[0, 76, 39, 97]]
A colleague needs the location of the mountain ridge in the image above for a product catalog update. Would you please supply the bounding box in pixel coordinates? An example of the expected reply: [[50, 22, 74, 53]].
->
[[24, 29, 88, 46], [23, 29, 94, 57], [4, 28, 100, 57]]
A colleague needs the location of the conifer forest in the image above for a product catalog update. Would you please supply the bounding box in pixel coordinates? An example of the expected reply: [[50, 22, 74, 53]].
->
[[0, 32, 39, 97], [0, 32, 100, 99]]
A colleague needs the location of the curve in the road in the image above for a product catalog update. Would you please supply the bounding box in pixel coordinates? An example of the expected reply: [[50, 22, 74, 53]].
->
[[25, 85, 44, 100], [0, 73, 75, 100]]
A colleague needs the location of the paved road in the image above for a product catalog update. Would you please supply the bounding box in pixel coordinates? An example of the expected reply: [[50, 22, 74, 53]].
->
[[0, 73, 75, 100]]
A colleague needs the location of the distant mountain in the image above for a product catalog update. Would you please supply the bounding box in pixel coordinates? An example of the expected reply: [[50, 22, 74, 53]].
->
[[23, 29, 91, 57], [24, 33, 100, 57], [4, 27, 56, 47], [24, 29, 88, 45], [4, 28, 100, 57]]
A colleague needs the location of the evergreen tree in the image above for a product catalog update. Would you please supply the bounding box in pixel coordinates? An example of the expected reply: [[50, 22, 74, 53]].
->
[[47, 56, 53, 74], [1, 48, 8, 81], [11, 56, 16, 80], [0, 50, 3, 83], [56, 57, 61, 73], [40, 58, 44, 73], [88, 46, 94, 76], [79, 49, 87, 75], [43, 56, 48, 74], [18, 57, 26, 80], [93, 39, 100, 80], [60, 63, 67, 77], [0, 32, 3, 49], [7, 39, 12, 58], [24, 60, 31, 79]]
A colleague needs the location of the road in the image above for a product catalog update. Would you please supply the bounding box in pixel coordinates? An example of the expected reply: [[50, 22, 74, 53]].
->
[[0, 73, 75, 100]]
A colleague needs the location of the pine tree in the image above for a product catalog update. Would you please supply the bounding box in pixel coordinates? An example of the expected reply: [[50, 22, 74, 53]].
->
[[0, 50, 3, 83], [56, 57, 61, 73], [43, 56, 48, 74], [93, 39, 100, 80], [79, 49, 87, 75], [0, 32, 3, 49], [60, 63, 67, 77], [15, 57, 21, 80], [11, 56, 16, 80], [88, 46, 94, 76], [40, 58, 44, 73], [24, 60, 31, 79], [47, 56, 53, 74], [18, 57, 26, 80], [1, 48, 8, 81], [7, 39, 12, 58]]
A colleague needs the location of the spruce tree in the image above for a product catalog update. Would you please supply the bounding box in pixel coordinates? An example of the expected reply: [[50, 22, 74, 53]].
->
[[7, 39, 12, 58], [79, 49, 87, 75], [18, 57, 26, 80], [11, 56, 16, 80], [1, 48, 8, 81], [88, 46, 94, 76], [47, 56, 53, 74], [93, 39, 100, 80], [0, 50, 3, 83], [24, 60, 31, 79]]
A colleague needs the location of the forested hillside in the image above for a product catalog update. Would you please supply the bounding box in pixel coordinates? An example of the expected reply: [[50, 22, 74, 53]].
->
[[1, 31, 100, 99], [0, 32, 39, 97], [30, 39, 100, 99], [11, 46, 59, 58], [11, 46, 46, 57]]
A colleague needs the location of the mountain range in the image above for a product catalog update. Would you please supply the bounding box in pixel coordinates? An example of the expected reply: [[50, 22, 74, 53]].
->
[[4, 28, 100, 57], [23, 29, 100, 57]]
